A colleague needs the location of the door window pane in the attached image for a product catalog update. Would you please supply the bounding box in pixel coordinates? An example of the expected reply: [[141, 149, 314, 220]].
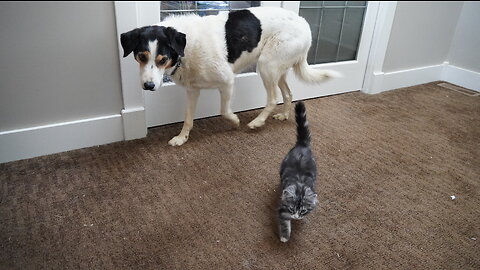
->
[[337, 7, 365, 61], [299, 1, 367, 64], [316, 8, 344, 63], [160, 1, 261, 20]]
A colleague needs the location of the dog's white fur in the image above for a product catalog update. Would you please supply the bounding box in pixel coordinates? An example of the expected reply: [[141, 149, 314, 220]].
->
[[147, 7, 340, 146], [140, 40, 163, 89]]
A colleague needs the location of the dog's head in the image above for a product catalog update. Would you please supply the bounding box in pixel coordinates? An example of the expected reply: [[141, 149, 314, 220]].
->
[[120, 26, 186, 91]]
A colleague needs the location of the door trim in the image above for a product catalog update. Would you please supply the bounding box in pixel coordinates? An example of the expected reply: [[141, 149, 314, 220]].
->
[[114, 2, 150, 140], [362, 1, 398, 94]]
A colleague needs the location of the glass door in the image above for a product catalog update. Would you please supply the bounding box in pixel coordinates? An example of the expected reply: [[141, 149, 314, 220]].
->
[[131, 1, 379, 128]]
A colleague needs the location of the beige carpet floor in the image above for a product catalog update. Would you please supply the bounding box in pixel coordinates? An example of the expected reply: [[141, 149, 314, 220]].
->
[[1, 82, 479, 269]]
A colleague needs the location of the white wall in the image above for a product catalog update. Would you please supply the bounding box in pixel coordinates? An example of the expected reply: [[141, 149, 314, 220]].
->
[[0, 2, 125, 163], [383, 1, 463, 73], [447, 1, 480, 73], [0, 2, 123, 131], [365, 1, 479, 93]]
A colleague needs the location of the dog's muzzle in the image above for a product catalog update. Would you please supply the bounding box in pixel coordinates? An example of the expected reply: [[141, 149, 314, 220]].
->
[[143, 82, 156, 91]]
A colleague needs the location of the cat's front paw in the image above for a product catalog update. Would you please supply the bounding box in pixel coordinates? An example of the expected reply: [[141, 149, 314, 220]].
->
[[280, 236, 289, 243]]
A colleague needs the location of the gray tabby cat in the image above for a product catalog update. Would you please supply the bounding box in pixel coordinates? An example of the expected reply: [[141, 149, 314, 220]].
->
[[278, 101, 318, 242]]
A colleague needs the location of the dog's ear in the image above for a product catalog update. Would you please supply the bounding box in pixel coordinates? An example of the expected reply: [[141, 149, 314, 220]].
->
[[120, 28, 141, 57], [164, 27, 186, 57]]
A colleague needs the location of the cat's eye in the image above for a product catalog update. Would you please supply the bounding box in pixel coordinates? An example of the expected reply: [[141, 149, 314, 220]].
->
[[300, 209, 308, 215]]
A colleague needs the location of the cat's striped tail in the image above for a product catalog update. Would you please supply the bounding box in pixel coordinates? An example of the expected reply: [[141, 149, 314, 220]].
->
[[295, 101, 311, 147]]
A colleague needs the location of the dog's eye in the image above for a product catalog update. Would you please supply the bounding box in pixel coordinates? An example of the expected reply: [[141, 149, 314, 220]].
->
[[157, 57, 168, 66], [138, 53, 148, 62]]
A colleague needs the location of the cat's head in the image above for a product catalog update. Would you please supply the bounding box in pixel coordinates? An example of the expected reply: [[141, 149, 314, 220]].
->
[[280, 184, 318, 220]]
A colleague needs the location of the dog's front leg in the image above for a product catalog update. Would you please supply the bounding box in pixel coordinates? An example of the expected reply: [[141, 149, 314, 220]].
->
[[168, 88, 200, 146], [219, 83, 240, 127]]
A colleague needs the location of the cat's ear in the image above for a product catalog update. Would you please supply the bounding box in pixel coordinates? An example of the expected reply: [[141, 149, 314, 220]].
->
[[282, 185, 296, 200], [305, 187, 318, 205]]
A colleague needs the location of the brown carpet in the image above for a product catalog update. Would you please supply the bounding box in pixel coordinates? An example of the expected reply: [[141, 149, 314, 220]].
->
[[1, 82, 479, 269]]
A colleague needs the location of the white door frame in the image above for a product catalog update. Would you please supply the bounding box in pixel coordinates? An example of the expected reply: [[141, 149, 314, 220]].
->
[[114, 1, 162, 140], [362, 1, 398, 94], [114, 1, 397, 138]]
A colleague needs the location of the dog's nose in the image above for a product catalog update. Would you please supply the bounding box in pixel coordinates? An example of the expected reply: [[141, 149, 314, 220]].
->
[[144, 82, 155, 91]]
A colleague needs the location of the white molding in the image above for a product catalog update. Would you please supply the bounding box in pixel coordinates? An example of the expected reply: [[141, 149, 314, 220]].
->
[[121, 107, 147, 140], [442, 64, 480, 92], [355, 2, 380, 73], [362, 1, 398, 94], [365, 62, 479, 94], [114, 2, 144, 110], [368, 63, 447, 94], [0, 115, 123, 163], [114, 2, 148, 140]]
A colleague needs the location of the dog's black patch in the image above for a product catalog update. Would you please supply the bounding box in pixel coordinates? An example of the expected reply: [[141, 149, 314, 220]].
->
[[225, 9, 262, 63]]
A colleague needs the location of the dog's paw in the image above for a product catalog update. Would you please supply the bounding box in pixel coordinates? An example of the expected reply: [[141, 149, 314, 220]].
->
[[247, 119, 265, 129], [273, 113, 289, 121], [224, 113, 240, 128], [168, 135, 188, 146], [280, 236, 289, 243]]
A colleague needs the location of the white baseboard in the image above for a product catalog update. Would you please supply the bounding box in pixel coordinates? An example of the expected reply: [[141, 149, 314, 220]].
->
[[442, 64, 480, 92], [121, 107, 147, 140], [365, 63, 479, 94], [0, 114, 124, 163], [366, 63, 447, 94]]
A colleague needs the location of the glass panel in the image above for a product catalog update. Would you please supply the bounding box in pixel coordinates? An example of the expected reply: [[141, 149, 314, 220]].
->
[[346, 1, 366, 7], [300, 1, 324, 8], [324, 1, 346, 6], [299, 1, 366, 64], [161, 1, 195, 10], [299, 8, 322, 64], [337, 8, 365, 61], [230, 1, 261, 9], [316, 8, 343, 63], [197, 1, 229, 10]]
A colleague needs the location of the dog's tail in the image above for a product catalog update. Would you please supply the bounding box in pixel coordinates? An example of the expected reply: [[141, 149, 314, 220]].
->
[[293, 57, 342, 84], [295, 101, 311, 147]]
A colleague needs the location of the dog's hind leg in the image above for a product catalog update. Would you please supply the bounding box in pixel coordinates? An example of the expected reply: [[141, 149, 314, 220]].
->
[[247, 61, 283, 129], [168, 88, 200, 146], [219, 83, 240, 128], [273, 73, 292, 121]]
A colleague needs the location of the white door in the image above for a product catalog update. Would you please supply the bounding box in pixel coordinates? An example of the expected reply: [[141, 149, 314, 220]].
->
[[116, 1, 379, 129]]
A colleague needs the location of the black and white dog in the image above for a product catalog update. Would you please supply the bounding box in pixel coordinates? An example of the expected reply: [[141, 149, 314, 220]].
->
[[121, 7, 340, 146]]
